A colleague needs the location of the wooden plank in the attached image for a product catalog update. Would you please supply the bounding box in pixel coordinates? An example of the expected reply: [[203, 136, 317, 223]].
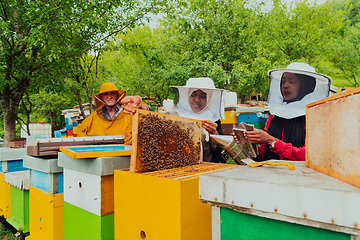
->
[[130, 109, 202, 173]]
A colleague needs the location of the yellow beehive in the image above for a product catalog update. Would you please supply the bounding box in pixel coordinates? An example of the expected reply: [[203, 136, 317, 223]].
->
[[220, 110, 238, 124], [0, 172, 11, 218], [306, 87, 360, 188], [29, 186, 64, 240], [114, 163, 239, 240]]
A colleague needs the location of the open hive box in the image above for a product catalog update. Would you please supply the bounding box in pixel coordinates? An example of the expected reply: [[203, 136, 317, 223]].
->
[[306, 87, 360, 188], [114, 109, 240, 240]]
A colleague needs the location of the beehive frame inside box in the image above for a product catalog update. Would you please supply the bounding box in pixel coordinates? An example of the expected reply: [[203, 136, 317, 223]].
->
[[306, 87, 360, 188], [59, 144, 131, 159], [130, 109, 202, 173]]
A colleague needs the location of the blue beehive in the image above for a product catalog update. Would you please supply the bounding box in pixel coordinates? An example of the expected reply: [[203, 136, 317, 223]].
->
[[238, 112, 268, 130]]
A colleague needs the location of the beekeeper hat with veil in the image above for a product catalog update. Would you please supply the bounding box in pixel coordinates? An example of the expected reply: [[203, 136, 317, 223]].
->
[[267, 62, 332, 119], [171, 77, 227, 123]]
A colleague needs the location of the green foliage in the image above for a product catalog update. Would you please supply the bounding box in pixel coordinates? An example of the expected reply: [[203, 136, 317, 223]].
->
[[0, 0, 169, 142], [263, 0, 344, 64], [0, 223, 19, 240], [326, 24, 360, 87]]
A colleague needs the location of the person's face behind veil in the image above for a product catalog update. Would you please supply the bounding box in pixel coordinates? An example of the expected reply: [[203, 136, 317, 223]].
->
[[281, 72, 301, 102], [189, 90, 207, 113]]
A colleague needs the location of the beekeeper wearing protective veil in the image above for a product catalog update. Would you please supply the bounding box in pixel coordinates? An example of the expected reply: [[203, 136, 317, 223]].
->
[[243, 62, 331, 161], [171, 77, 227, 163]]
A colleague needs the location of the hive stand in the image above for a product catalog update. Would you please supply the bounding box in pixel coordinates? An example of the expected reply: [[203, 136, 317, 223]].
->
[[23, 155, 64, 240], [58, 148, 131, 240], [199, 161, 360, 240]]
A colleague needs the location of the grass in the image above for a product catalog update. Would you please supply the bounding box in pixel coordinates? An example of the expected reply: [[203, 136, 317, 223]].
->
[[0, 223, 20, 240]]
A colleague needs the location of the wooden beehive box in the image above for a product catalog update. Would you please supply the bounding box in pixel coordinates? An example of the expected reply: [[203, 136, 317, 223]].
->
[[306, 87, 360, 188], [114, 162, 239, 240], [130, 109, 202, 173]]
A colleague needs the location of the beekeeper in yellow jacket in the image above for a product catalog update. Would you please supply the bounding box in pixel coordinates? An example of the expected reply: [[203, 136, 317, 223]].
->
[[77, 82, 148, 144]]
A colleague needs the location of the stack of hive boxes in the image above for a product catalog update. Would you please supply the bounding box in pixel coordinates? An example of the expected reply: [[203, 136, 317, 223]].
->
[[23, 155, 64, 240], [0, 148, 29, 232], [58, 147, 131, 240]]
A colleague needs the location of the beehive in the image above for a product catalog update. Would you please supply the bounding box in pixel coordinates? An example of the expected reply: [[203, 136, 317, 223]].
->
[[0, 172, 11, 218], [114, 163, 239, 240], [23, 155, 64, 193], [199, 161, 360, 239], [306, 87, 360, 188], [0, 148, 28, 219], [5, 170, 30, 233], [114, 109, 239, 239], [58, 147, 131, 240], [29, 186, 64, 240]]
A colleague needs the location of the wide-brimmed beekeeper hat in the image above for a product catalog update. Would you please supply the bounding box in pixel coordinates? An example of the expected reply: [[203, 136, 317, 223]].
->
[[267, 62, 332, 119], [92, 83, 126, 109], [171, 77, 227, 122]]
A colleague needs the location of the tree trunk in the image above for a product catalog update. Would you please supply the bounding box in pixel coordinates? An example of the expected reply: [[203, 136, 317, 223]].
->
[[2, 105, 19, 146], [75, 89, 86, 119], [50, 111, 55, 138]]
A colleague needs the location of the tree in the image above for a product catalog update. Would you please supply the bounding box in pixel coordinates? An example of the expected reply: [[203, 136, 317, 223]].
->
[[327, 25, 360, 87], [0, 0, 168, 145], [262, 0, 344, 64], [30, 90, 75, 137], [99, 26, 191, 105], [157, 0, 271, 101]]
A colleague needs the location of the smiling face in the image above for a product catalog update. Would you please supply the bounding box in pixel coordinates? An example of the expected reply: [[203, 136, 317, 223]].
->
[[281, 72, 301, 101], [100, 91, 118, 106], [189, 90, 207, 113]]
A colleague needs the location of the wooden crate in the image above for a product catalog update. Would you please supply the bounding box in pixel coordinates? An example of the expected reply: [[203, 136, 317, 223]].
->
[[29, 186, 64, 240], [306, 87, 360, 188], [130, 109, 202, 173], [27, 136, 125, 157], [114, 163, 239, 240]]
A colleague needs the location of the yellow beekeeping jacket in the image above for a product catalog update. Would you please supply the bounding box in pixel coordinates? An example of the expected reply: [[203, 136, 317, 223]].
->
[[77, 110, 133, 145]]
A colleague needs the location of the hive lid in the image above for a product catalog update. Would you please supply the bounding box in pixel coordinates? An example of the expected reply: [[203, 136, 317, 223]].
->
[[199, 161, 360, 235]]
